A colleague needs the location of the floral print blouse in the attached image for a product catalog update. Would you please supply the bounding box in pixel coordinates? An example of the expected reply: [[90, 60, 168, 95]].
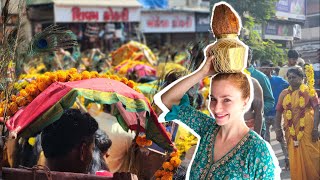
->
[[165, 95, 281, 180]]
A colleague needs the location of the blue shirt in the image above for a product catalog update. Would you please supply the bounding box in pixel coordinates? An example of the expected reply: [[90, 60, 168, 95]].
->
[[266, 76, 289, 116]]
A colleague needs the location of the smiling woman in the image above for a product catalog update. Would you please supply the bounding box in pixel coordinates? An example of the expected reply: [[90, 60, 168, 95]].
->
[[155, 62, 281, 179]]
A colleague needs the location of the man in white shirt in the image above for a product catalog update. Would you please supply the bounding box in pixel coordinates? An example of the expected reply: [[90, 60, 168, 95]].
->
[[278, 49, 301, 81]]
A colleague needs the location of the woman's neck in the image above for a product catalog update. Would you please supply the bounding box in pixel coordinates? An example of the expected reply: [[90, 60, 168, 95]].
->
[[291, 84, 301, 91], [219, 119, 249, 142]]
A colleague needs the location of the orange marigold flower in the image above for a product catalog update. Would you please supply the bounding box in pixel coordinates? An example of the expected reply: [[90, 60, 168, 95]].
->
[[110, 75, 120, 81], [81, 71, 91, 79], [170, 151, 180, 157], [11, 95, 17, 102], [16, 96, 27, 107], [37, 82, 48, 92], [155, 170, 162, 177], [0, 107, 4, 117], [25, 84, 40, 97], [127, 80, 135, 88], [161, 175, 173, 180], [145, 139, 153, 146], [49, 73, 58, 82], [162, 162, 174, 171], [25, 95, 34, 103], [120, 77, 129, 84], [170, 156, 181, 167], [19, 89, 28, 97], [9, 102, 18, 115]]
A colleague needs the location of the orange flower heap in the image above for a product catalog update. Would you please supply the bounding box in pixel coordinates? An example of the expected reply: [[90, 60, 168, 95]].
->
[[155, 151, 182, 180], [136, 134, 152, 147], [0, 68, 142, 118]]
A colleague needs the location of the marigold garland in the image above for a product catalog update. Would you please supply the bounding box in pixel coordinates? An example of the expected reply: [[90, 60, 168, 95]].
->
[[0, 68, 142, 118], [282, 84, 310, 146]]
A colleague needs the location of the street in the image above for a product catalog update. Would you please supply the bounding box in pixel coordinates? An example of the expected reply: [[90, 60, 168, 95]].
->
[[269, 129, 291, 180]]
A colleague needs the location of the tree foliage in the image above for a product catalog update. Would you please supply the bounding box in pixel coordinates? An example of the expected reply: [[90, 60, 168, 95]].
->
[[210, 0, 278, 23]]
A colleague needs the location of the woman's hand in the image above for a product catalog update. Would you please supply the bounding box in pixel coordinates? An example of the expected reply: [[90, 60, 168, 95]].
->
[[312, 129, 319, 142], [198, 55, 216, 77]]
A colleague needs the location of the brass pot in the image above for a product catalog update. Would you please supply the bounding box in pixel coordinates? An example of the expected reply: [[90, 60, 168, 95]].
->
[[206, 34, 247, 73]]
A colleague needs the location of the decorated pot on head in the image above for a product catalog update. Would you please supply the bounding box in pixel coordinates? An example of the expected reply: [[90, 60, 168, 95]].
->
[[205, 2, 248, 73]]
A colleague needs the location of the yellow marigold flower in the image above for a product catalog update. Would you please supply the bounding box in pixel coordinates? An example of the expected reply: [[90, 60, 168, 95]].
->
[[90, 71, 99, 78], [203, 77, 210, 86], [44, 72, 51, 76], [297, 132, 304, 140], [299, 84, 306, 92], [308, 79, 315, 86], [299, 97, 305, 107], [81, 71, 91, 80], [286, 110, 292, 120], [28, 137, 36, 146], [69, 73, 82, 81], [20, 89, 28, 97], [57, 71, 67, 82], [49, 73, 58, 82], [309, 89, 316, 97], [68, 68, 78, 74], [300, 117, 305, 127], [289, 126, 295, 135], [99, 74, 108, 78], [162, 162, 174, 171]]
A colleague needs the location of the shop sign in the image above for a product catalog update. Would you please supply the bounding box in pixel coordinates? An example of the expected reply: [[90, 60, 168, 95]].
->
[[275, 0, 305, 20], [141, 11, 195, 33], [264, 22, 294, 40], [54, 6, 140, 22], [195, 13, 210, 32]]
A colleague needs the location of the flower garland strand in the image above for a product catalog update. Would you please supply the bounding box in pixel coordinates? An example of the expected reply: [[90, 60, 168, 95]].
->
[[283, 84, 307, 146], [0, 68, 142, 118]]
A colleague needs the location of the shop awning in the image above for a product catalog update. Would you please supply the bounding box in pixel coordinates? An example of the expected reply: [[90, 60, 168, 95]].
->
[[27, 0, 141, 7]]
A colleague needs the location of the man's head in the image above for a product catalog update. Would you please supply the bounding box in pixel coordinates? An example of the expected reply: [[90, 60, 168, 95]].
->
[[287, 49, 299, 66], [41, 109, 98, 173], [260, 60, 274, 76]]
